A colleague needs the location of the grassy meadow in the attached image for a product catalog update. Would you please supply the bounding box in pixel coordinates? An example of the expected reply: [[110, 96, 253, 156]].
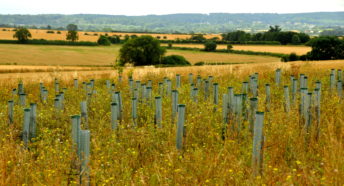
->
[[0, 44, 280, 66], [0, 60, 344, 185]]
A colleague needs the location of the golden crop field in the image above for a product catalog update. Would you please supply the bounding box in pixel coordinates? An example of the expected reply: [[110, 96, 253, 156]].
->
[[0, 28, 221, 41], [0, 59, 343, 185], [0, 44, 280, 66], [163, 43, 312, 55], [167, 49, 279, 64]]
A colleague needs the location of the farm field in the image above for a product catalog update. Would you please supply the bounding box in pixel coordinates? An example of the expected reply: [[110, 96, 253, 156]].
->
[[0, 60, 343, 185], [0, 44, 280, 66], [162, 43, 312, 55], [1, 60, 344, 83], [0, 65, 110, 74], [0, 28, 221, 41]]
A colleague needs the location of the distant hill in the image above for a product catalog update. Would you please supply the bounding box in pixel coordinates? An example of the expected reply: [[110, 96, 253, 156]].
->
[[0, 12, 343, 34]]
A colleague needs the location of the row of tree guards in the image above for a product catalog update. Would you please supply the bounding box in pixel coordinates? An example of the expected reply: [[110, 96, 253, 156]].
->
[[7, 68, 342, 182]]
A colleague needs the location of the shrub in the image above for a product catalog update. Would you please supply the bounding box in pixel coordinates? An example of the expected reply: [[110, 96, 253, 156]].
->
[[161, 55, 191, 66], [227, 44, 233, 50], [204, 41, 217, 51], [281, 53, 300, 62], [299, 55, 308, 61], [288, 52, 299, 61], [163, 36, 167, 39], [46, 30, 55, 34], [281, 55, 289, 62], [194, 61, 205, 66], [93, 33, 98, 36], [108, 35, 121, 44], [84, 33, 89, 35], [168, 42, 173, 48], [306, 36, 344, 60], [97, 35, 111, 46], [2, 29, 7, 31], [57, 31, 61, 34]]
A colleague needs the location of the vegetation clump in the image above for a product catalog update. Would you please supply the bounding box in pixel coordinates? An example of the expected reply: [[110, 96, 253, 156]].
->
[[204, 41, 217, 51], [97, 35, 111, 46], [13, 27, 32, 43], [119, 35, 166, 66], [161, 55, 191, 66]]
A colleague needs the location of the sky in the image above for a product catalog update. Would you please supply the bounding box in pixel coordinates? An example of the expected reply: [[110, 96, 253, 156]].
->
[[1, 0, 344, 15]]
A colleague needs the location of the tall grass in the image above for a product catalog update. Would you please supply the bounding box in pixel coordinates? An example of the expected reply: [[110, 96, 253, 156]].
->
[[0, 65, 343, 185]]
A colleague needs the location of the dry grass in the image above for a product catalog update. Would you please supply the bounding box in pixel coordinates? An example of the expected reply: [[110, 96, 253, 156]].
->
[[0, 44, 280, 66], [163, 44, 312, 55], [167, 49, 280, 64], [0, 65, 110, 73], [2, 60, 344, 84], [0, 59, 343, 185], [0, 44, 120, 66], [0, 28, 221, 41]]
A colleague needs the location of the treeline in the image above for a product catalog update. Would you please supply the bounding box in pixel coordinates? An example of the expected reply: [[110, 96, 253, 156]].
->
[[221, 26, 310, 45]]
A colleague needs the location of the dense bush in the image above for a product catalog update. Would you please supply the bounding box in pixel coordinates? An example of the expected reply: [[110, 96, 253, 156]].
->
[[97, 35, 111, 46], [161, 55, 191, 66], [227, 44, 233, 50], [204, 41, 217, 51], [194, 61, 205, 66], [305, 36, 344, 60], [107, 35, 121, 44], [281, 53, 299, 62], [119, 35, 166, 66], [46, 30, 55, 34]]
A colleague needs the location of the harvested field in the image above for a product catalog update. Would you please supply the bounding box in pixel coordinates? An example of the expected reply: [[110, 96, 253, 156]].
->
[[166, 49, 280, 64], [0, 44, 280, 66], [0, 28, 221, 41], [163, 44, 312, 55]]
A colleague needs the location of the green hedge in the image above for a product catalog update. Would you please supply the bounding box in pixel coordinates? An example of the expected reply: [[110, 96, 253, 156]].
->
[[0, 39, 98, 46], [159, 40, 281, 45]]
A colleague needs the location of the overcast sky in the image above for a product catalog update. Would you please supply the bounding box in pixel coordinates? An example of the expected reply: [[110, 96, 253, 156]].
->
[[1, 0, 344, 15]]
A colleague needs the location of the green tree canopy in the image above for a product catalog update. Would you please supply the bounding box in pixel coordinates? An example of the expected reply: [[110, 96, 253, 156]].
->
[[268, 25, 281, 32], [97, 35, 111, 46], [190, 34, 206, 42], [306, 36, 344, 60], [66, 24, 79, 42], [291, 34, 301, 44], [204, 41, 217, 51], [66, 30, 79, 42], [13, 27, 32, 43], [119, 35, 166, 66]]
